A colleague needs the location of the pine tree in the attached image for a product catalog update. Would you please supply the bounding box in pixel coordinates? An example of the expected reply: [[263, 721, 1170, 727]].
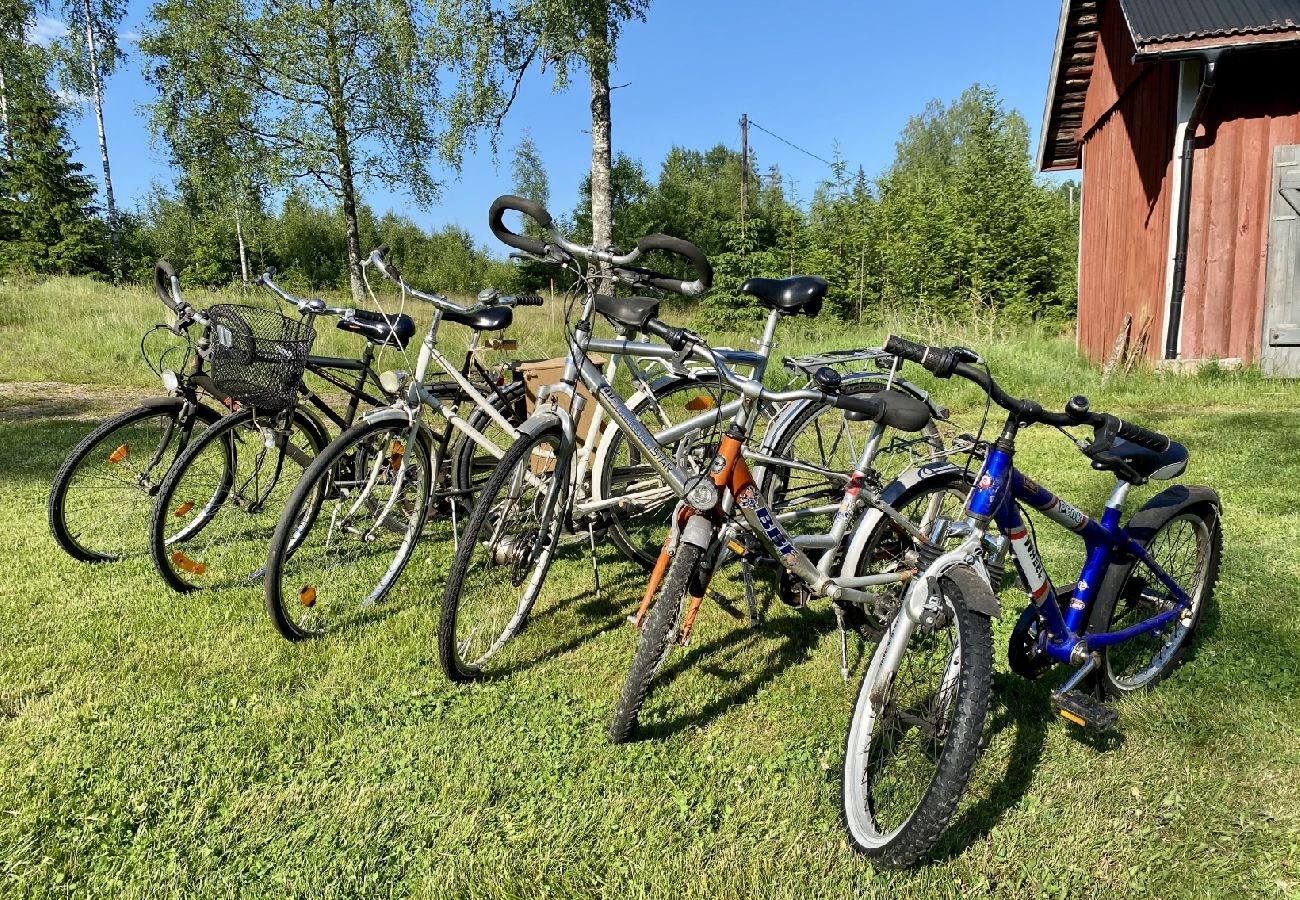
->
[[0, 78, 107, 275]]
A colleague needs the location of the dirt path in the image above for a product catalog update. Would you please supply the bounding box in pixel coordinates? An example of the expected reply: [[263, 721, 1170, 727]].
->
[[0, 381, 157, 422]]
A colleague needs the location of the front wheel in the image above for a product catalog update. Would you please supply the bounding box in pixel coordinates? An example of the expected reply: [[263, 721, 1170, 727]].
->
[[438, 424, 569, 681], [841, 579, 993, 868], [1087, 501, 1221, 697], [608, 539, 705, 743], [264, 418, 435, 640], [48, 400, 219, 562]]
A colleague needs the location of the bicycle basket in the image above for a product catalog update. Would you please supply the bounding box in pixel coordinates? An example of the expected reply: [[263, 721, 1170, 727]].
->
[[205, 304, 316, 413]]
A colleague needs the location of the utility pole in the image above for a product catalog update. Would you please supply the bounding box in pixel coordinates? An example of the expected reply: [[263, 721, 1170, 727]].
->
[[739, 113, 748, 241]]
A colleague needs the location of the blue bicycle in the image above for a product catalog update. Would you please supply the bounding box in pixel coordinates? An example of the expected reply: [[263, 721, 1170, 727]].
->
[[840, 335, 1222, 868]]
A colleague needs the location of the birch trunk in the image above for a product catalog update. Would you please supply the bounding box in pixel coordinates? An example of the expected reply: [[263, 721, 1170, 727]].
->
[[80, 0, 119, 263], [0, 69, 10, 158], [588, 42, 613, 292], [235, 206, 249, 282]]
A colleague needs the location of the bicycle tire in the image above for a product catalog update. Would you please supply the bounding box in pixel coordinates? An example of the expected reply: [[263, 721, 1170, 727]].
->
[[438, 423, 569, 681], [48, 400, 221, 562], [149, 406, 326, 593], [1086, 501, 1221, 697], [608, 540, 704, 743], [841, 578, 993, 868], [264, 416, 435, 641]]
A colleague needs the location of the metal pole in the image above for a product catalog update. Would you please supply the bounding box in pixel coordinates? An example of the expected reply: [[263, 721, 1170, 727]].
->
[[740, 113, 748, 242]]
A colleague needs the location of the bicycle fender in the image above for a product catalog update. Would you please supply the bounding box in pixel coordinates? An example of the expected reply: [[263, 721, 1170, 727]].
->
[[681, 514, 714, 550], [839, 461, 966, 575], [1094, 484, 1222, 589], [516, 409, 568, 441], [941, 564, 1001, 619]]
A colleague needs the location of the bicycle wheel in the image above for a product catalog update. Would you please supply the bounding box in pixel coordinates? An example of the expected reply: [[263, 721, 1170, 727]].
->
[[448, 381, 527, 495], [841, 578, 993, 868], [438, 424, 568, 681], [149, 406, 326, 592], [49, 400, 220, 562], [766, 383, 944, 539], [845, 472, 971, 627], [265, 418, 434, 640], [600, 377, 737, 570], [608, 539, 704, 743], [1086, 503, 1221, 696]]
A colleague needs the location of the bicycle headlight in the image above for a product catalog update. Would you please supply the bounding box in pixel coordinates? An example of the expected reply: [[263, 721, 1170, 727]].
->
[[686, 478, 718, 512], [160, 369, 179, 392]]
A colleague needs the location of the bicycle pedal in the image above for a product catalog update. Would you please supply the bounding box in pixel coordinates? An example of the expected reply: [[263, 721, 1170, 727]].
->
[[1051, 690, 1118, 733]]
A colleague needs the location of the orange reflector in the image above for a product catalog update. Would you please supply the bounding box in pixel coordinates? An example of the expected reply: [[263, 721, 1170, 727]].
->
[[173, 501, 195, 518], [300, 585, 317, 608], [107, 444, 128, 464], [726, 540, 746, 556], [1059, 709, 1086, 727], [390, 441, 405, 470], [685, 396, 715, 411], [170, 551, 207, 575]]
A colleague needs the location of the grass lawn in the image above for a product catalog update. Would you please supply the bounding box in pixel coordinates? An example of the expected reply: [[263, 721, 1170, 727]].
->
[[2, 277, 1299, 897]]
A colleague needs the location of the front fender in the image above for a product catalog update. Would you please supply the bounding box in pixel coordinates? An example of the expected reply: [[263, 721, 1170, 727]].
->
[[941, 564, 1001, 619]]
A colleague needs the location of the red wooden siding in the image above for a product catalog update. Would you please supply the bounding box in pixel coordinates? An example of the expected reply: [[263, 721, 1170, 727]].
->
[[1076, 0, 1178, 364], [1180, 49, 1300, 363]]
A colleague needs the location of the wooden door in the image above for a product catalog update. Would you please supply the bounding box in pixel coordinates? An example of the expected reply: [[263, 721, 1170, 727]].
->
[[1263, 144, 1300, 377]]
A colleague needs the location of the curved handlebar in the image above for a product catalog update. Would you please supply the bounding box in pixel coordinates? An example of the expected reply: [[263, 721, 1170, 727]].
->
[[622, 233, 713, 295], [154, 260, 182, 312], [883, 335, 1170, 452], [488, 194, 552, 257]]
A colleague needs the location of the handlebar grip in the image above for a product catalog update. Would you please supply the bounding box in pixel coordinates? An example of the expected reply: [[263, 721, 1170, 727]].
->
[[512, 294, 544, 307], [832, 392, 885, 420], [634, 234, 713, 294], [154, 260, 180, 311], [371, 245, 404, 284], [644, 317, 689, 352], [883, 335, 960, 377], [1114, 417, 1170, 452], [488, 194, 552, 257]]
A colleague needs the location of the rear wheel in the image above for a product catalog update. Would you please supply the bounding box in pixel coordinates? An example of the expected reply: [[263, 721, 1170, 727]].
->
[[265, 418, 435, 640], [149, 406, 325, 592], [1087, 504, 1221, 696], [438, 425, 568, 680], [449, 381, 527, 496], [49, 401, 219, 562], [608, 539, 705, 743], [841, 581, 993, 868]]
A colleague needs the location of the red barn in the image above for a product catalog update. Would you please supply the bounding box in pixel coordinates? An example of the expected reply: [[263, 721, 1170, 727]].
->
[[1040, 0, 1300, 376]]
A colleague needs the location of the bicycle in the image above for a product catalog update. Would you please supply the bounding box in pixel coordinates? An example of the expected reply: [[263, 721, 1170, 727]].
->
[[48, 262, 228, 563], [146, 268, 420, 593], [840, 335, 1222, 868], [437, 196, 966, 684]]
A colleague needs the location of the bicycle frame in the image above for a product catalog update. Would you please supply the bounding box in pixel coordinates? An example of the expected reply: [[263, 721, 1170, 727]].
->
[[970, 446, 1195, 665]]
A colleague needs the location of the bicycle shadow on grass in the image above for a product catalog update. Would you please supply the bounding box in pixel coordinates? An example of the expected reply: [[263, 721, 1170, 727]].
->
[[632, 605, 838, 742]]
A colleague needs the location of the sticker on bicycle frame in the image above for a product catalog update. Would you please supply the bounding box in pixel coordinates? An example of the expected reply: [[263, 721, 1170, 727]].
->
[[736, 484, 761, 509], [754, 503, 798, 567], [978, 473, 994, 490], [1021, 474, 1040, 493], [709, 453, 726, 474], [1069, 597, 1086, 611], [836, 473, 866, 521]]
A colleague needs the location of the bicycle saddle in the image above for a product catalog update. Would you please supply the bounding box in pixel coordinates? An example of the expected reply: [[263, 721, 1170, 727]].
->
[[1091, 438, 1188, 481], [336, 310, 417, 349], [842, 389, 931, 433], [740, 276, 826, 317], [443, 305, 513, 332], [595, 294, 660, 329]]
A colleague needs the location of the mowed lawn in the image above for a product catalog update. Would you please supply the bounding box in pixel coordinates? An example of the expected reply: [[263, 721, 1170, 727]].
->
[[2, 278, 1299, 898]]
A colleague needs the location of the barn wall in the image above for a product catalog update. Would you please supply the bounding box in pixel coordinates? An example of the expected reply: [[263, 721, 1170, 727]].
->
[[1180, 48, 1300, 363], [1076, 0, 1178, 364]]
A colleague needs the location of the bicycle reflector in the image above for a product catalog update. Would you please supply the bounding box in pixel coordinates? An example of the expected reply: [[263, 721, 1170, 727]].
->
[[173, 501, 195, 518], [299, 586, 317, 608], [390, 441, 405, 470], [107, 444, 128, 464], [170, 551, 207, 575], [685, 396, 715, 411]]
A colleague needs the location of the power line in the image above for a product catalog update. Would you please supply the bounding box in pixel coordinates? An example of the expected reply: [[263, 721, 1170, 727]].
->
[[747, 119, 835, 168]]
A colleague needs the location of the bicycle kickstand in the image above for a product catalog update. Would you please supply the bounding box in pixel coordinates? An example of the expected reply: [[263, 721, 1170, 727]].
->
[[832, 605, 850, 684], [741, 559, 760, 629], [587, 520, 602, 599]]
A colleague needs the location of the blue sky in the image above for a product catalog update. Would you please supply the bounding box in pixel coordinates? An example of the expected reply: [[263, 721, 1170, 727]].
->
[[37, 0, 1067, 252]]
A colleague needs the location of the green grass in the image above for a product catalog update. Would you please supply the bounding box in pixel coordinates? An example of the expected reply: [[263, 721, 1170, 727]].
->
[[2, 277, 1300, 897]]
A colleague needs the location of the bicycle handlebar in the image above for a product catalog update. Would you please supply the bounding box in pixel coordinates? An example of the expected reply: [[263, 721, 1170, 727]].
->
[[366, 245, 543, 314], [487, 194, 712, 297], [883, 335, 1170, 452], [154, 260, 181, 312]]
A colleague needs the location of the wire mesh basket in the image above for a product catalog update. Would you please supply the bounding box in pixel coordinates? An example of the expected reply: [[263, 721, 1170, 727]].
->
[[205, 304, 316, 413]]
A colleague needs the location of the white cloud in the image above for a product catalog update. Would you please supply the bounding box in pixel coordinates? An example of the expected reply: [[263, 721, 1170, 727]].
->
[[28, 15, 69, 47], [55, 88, 93, 108]]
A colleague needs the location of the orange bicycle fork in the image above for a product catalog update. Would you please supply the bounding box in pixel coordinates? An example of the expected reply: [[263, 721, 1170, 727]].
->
[[634, 432, 754, 644]]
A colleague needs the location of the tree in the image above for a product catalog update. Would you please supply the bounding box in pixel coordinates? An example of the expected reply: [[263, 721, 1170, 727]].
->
[[144, 0, 506, 301], [0, 69, 106, 274], [51, 0, 127, 267]]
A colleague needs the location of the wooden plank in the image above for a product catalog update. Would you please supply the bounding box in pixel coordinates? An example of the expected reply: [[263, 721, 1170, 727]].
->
[[1101, 313, 1131, 386]]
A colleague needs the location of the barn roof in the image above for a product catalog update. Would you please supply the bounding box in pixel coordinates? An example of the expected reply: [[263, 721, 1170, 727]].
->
[[1037, 0, 1300, 171]]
